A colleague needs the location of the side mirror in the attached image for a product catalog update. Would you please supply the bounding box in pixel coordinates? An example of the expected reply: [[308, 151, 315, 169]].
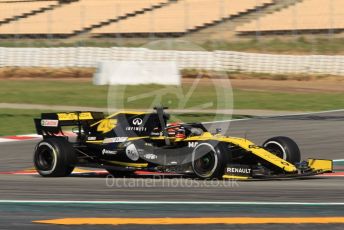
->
[[215, 128, 222, 135], [72, 127, 84, 134], [153, 106, 169, 110]]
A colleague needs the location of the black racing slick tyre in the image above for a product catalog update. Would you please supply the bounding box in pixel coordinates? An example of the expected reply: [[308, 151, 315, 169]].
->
[[263, 136, 301, 164], [191, 143, 228, 179], [34, 138, 76, 177]]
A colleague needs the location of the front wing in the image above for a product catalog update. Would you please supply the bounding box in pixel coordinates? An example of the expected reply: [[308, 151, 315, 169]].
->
[[223, 159, 333, 180]]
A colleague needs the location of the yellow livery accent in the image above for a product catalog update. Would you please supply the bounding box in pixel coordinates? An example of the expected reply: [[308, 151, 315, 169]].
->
[[85, 140, 103, 144], [57, 112, 93, 121], [97, 119, 117, 134], [222, 175, 249, 180], [107, 160, 148, 168], [217, 136, 297, 173], [91, 111, 147, 127], [183, 133, 297, 172], [33, 217, 344, 225], [308, 159, 333, 172], [127, 136, 149, 141], [182, 132, 215, 141]]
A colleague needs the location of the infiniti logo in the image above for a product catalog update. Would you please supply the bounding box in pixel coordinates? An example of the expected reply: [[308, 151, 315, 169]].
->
[[132, 118, 143, 126]]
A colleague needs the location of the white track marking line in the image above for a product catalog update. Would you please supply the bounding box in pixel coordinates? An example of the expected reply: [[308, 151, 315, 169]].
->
[[18, 134, 42, 138], [319, 175, 344, 177], [262, 108, 344, 117], [202, 117, 251, 124], [203, 108, 344, 124], [0, 139, 17, 143], [0, 200, 344, 205], [334, 159, 344, 162]]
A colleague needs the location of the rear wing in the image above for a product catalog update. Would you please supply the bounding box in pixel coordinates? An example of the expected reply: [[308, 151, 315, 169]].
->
[[34, 112, 104, 136]]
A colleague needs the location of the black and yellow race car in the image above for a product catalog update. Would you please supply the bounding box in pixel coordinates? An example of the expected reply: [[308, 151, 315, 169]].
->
[[33, 107, 332, 179]]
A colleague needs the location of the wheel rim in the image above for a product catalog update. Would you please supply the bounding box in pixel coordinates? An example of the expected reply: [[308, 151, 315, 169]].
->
[[192, 144, 218, 178], [36, 144, 56, 172], [264, 141, 287, 160]]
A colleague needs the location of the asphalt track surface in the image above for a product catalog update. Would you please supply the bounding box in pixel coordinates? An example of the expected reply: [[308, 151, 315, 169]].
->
[[1, 110, 344, 229]]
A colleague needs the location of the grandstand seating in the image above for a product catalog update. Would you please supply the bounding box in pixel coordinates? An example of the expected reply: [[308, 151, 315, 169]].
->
[[8, 0, 341, 37], [0, 0, 168, 35], [92, 0, 273, 35], [0, 0, 58, 23], [237, 0, 344, 34]]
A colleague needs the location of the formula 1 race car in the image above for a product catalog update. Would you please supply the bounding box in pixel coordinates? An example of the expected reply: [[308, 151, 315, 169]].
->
[[33, 107, 333, 179]]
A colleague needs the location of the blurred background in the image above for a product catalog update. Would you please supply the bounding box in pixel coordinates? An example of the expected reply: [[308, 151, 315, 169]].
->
[[0, 0, 343, 136]]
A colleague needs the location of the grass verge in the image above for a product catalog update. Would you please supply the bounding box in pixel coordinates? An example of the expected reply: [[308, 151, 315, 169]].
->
[[0, 77, 343, 135], [2, 67, 344, 82], [0, 109, 46, 136], [201, 37, 344, 54], [0, 80, 343, 111], [2, 37, 344, 54]]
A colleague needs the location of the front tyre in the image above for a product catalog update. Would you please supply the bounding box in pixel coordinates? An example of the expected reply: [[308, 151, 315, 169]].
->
[[191, 143, 228, 179], [263, 136, 301, 164], [34, 138, 76, 177]]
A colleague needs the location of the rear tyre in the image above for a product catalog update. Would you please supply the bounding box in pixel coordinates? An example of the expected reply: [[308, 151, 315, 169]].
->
[[191, 143, 228, 179], [263, 136, 301, 164], [34, 138, 76, 177]]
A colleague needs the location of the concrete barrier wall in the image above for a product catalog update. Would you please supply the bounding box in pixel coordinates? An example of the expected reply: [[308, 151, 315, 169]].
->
[[1, 47, 344, 75]]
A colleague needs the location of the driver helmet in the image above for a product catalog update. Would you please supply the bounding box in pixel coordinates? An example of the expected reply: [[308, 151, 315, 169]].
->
[[175, 127, 186, 139], [167, 122, 186, 139]]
